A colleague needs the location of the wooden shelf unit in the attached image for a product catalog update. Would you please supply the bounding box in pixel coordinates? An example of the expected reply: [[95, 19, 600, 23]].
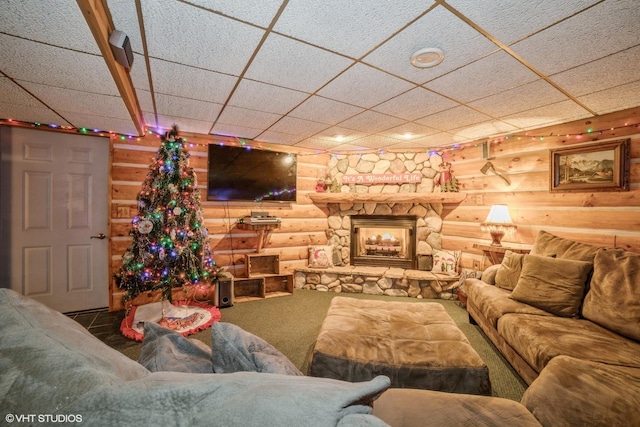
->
[[233, 254, 293, 300], [473, 243, 531, 264]]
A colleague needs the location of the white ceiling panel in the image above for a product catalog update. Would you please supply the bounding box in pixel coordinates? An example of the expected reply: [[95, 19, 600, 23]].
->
[[511, 0, 640, 75], [426, 50, 540, 103], [448, 0, 600, 45], [244, 34, 353, 92], [273, 0, 432, 58], [338, 111, 405, 133], [318, 63, 414, 109], [288, 96, 364, 125], [150, 59, 237, 103], [140, 0, 264, 75], [416, 106, 493, 132], [2, 1, 639, 152], [373, 87, 458, 121], [468, 79, 569, 118], [363, 5, 498, 84]]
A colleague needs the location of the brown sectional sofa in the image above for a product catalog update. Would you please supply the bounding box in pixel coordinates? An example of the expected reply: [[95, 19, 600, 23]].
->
[[465, 230, 640, 426]]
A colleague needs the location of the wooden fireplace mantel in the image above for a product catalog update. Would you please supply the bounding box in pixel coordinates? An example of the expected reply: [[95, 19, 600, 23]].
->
[[308, 192, 467, 204]]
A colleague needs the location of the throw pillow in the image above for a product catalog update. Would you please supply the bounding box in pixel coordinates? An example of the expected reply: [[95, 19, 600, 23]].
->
[[494, 250, 526, 291], [308, 245, 333, 268], [139, 322, 213, 373], [582, 249, 640, 341], [211, 322, 303, 376], [432, 249, 461, 275], [511, 254, 593, 317], [531, 230, 599, 262]]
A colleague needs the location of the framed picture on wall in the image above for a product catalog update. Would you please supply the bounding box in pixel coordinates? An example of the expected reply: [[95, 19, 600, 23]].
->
[[549, 139, 630, 192]]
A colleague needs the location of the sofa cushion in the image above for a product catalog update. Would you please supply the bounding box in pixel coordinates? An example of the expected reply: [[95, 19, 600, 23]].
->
[[530, 230, 599, 262], [139, 322, 213, 373], [0, 289, 149, 416], [495, 250, 526, 291], [583, 248, 640, 342], [497, 313, 640, 373], [465, 279, 551, 329], [211, 322, 303, 376], [433, 249, 461, 274], [510, 255, 592, 317], [522, 355, 640, 427]]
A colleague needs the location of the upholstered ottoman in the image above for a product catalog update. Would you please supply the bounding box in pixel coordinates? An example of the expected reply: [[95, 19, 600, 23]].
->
[[308, 297, 491, 395]]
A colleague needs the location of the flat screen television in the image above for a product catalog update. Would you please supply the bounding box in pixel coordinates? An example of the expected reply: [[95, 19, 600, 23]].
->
[[206, 144, 297, 203]]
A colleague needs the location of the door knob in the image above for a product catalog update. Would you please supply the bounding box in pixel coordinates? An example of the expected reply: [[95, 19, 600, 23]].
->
[[90, 233, 106, 240]]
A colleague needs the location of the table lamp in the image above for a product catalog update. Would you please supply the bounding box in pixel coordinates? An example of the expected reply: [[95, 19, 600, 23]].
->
[[481, 204, 516, 246]]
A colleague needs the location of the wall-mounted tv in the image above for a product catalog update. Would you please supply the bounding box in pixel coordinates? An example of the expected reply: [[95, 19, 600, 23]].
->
[[206, 144, 297, 203]]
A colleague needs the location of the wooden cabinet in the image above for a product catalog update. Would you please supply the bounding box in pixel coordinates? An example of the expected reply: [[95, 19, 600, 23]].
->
[[473, 243, 530, 265]]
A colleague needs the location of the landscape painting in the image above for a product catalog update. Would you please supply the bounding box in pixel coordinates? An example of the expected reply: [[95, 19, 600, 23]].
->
[[549, 139, 630, 192]]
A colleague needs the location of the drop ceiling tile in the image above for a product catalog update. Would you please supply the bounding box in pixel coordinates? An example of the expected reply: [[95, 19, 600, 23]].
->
[[130, 54, 151, 92], [511, 0, 640, 75], [288, 96, 364, 125], [268, 116, 330, 138], [293, 137, 343, 150], [135, 89, 155, 116], [468, 79, 569, 117], [0, 77, 48, 109], [273, 1, 433, 58], [156, 115, 214, 135], [155, 93, 221, 122], [228, 79, 309, 114], [343, 135, 405, 149], [143, 111, 157, 129], [364, 5, 498, 83], [255, 130, 303, 146], [405, 132, 459, 148], [550, 46, 640, 97], [318, 63, 415, 109], [373, 87, 458, 121], [211, 123, 264, 140], [447, 0, 600, 45], [2, 0, 101, 54], [578, 80, 640, 115], [313, 126, 368, 143], [21, 82, 131, 123], [449, 120, 519, 142], [416, 105, 492, 131], [501, 100, 591, 130], [338, 111, 406, 133], [59, 111, 139, 135], [141, 0, 264, 75], [425, 50, 539, 103], [188, 0, 284, 27], [245, 33, 353, 92], [0, 35, 119, 96], [150, 58, 237, 103], [329, 143, 371, 152], [215, 105, 281, 129], [0, 99, 69, 128], [380, 123, 440, 141]]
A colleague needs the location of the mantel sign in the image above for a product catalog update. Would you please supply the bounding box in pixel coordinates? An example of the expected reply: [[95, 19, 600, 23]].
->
[[342, 173, 423, 185]]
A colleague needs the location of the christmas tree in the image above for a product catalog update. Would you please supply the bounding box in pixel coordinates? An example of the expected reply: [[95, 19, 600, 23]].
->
[[116, 125, 222, 305]]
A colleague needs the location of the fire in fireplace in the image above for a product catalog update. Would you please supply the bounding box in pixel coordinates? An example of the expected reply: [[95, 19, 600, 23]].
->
[[350, 215, 417, 269]]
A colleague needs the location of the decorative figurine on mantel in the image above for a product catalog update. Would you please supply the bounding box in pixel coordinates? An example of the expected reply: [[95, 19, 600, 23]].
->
[[434, 161, 459, 192]]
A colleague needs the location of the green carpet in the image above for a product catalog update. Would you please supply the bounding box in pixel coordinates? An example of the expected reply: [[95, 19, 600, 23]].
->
[[120, 289, 527, 401]]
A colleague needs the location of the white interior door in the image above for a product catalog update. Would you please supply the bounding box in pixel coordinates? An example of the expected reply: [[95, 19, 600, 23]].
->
[[0, 126, 109, 312]]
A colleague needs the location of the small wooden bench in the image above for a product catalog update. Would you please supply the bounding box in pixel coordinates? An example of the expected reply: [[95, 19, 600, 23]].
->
[[308, 297, 491, 395]]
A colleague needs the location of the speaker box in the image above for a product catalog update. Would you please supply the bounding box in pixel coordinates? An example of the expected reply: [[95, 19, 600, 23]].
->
[[109, 30, 134, 70], [216, 274, 234, 308]]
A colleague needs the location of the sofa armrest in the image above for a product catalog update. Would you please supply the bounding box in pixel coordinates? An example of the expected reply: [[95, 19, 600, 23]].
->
[[480, 264, 501, 285]]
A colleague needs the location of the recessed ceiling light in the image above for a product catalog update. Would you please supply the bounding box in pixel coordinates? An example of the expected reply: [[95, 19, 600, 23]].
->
[[334, 135, 346, 142], [410, 47, 444, 68]]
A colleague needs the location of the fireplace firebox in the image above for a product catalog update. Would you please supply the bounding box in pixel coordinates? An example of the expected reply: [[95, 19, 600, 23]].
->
[[350, 215, 417, 269]]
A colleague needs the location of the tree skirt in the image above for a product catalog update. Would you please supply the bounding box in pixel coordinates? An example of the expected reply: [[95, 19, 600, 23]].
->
[[121, 300, 221, 342]]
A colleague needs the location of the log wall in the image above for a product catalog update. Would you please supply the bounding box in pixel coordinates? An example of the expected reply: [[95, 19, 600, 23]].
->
[[109, 107, 640, 310]]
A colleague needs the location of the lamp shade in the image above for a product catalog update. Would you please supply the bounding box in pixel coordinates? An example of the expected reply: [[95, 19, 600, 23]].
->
[[484, 204, 513, 224]]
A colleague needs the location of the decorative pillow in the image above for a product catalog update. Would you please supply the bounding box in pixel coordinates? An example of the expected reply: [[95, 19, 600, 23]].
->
[[511, 255, 593, 317], [139, 322, 213, 373], [494, 250, 526, 291], [582, 249, 640, 341], [432, 249, 461, 275], [211, 322, 303, 376], [308, 245, 333, 268], [531, 230, 599, 262]]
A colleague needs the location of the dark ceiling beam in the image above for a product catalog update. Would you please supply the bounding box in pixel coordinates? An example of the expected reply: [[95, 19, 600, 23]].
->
[[76, 0, 145, 136]]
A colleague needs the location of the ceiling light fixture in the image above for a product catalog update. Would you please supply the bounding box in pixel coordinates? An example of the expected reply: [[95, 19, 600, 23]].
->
[[410, 47, 444, 68]]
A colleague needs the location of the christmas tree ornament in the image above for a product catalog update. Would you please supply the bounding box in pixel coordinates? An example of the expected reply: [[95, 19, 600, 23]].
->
[[138, 220, 153, 234]]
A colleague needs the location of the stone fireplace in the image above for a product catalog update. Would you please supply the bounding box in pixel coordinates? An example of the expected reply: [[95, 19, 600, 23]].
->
[[350, 215, 417, 269]]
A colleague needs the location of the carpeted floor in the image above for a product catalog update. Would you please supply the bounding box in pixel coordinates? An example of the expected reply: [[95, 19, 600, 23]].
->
[[73, 289, 527, 401]]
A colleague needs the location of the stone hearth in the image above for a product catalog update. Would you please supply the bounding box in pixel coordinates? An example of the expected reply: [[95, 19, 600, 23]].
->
[[294, 265, 461, 300]]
